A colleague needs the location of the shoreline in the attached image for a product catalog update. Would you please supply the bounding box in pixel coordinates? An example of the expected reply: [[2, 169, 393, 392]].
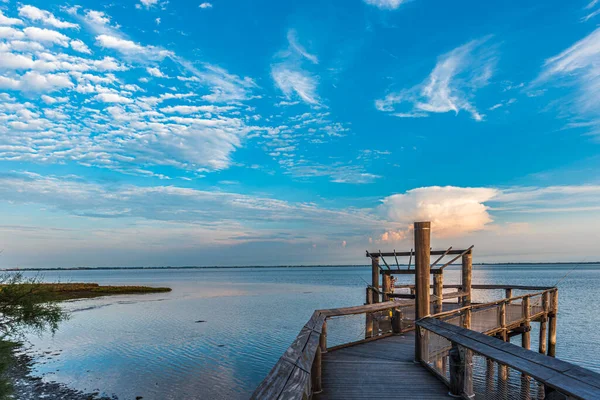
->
[[5, 342, 117, 400]]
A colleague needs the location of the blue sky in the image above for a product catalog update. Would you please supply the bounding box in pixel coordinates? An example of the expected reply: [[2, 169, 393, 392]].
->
[[0, 0, 600, 267]]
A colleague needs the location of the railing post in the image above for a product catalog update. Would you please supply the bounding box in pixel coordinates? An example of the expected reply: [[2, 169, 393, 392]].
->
[[505, 288, 513, 303], [522, 296, 531, 349], [461, 250, 472, 307], [320, 319, 327, 353], [365, 287, 373, 339], [392, 308, 403, 334], [548, 289, 558, 357], [462, 308, 473, 398], [311, 346, 322, 394], [498, 301, 508, 383], [371, 256, 380, 304], [449, 342, 465, 397], [414, 221, 431, 363], [539, 291, 549, 355], [521, 296, 531, 398], [382, 273, 391, 302], [433, 274, 443, 314]]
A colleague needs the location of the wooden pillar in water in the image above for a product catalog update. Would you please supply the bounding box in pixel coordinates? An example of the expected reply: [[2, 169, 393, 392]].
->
[[539, 292, 549, 355], [433, 274, 443, 314], [414, 221, 431, 363], [548, 289, 558, 357], [371, 256, 380, 304]]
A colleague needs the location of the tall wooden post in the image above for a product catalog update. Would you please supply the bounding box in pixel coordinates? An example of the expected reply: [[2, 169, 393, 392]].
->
[[414, 221, 431, 363], [539, 292, 549, 355], [548, 289, 558, 357], [433, 274, 443, 314], [414, 221, 431, 319], [461, 251, 472, 307], [371, 256, 380, 304], [505, 288, 513, 303], [382, 273, 391, 302]]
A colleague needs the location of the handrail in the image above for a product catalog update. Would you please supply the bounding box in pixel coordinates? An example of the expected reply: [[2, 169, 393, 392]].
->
[[394, 283, 553, 291], [428, 288, 554, 320], [416, 318, 600, 399]]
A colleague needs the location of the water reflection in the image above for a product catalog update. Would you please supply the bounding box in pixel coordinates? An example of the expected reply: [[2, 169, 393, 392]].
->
[[20, 265, 600, 399]]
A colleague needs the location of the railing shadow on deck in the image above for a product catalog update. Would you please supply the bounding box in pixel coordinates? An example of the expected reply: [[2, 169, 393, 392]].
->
[[251, 286, 600, 400]]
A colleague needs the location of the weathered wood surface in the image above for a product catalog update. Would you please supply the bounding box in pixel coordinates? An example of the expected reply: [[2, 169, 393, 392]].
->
[[251, 311, 324, 400], [368, 249, 472, 257], [314, 332, 449, 399], [418, 318, 600, 399]]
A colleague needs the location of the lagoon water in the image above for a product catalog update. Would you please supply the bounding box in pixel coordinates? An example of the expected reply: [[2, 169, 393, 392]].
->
[[19, 264, 600, 399]]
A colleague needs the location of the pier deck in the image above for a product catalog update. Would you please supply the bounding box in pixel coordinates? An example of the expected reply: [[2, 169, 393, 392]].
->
[[315, 332, 449, 399]]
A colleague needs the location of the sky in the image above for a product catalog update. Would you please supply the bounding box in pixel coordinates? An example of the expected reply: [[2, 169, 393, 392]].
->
[[0, 0, 600, 267]]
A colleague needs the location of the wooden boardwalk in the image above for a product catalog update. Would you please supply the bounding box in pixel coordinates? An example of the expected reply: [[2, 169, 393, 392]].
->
[[314, 332, 450, 399]]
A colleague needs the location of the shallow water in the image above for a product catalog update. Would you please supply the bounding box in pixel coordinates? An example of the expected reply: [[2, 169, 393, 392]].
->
[[17, 264, 600, 399]]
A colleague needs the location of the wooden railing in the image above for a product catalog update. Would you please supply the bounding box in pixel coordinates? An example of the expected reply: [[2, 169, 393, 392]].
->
[[252, 286, 568, 399], [250, 300, 409, 400], [416, 318, 600, 399]]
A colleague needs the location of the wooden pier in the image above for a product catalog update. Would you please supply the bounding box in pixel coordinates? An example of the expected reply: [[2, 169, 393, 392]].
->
[[252, 221, 600, 400]]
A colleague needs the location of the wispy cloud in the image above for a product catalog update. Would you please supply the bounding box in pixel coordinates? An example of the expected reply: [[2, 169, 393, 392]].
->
[[536, 28, 600, 136], [376, 36, 497, 121], [199, 3, 213, 9], [271, 29, 320, 105]]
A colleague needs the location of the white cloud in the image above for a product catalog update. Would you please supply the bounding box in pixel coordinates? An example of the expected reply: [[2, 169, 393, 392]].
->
[[271, 63, 319, 104], [0, 26, 25, 40], [18, 5, 79, 29], [380, 186, 498, 238], [537, 28, 600, 136], [160, 105, 234, 114], [376, 37, 496, 121], [363, 0, 407, 10], [199, 3, 213, 9], [84, 10, 110, 27], [24, 26, 70, 46], [140, 0, 159, 8], [0, 10, 23, 26], [287, 29, 318, 64], [94, 92, 133, 103], [70, 39, 91, 54], [0, 71, 73, 92], [146, 66, 166, 77], [96, 34, 172, 61]]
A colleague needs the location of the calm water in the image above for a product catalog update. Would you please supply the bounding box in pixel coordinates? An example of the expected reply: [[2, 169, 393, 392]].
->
[[16, 265, 600, 399]]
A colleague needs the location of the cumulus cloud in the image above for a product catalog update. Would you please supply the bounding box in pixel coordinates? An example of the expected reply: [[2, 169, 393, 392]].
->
[[363, 0, 407, 10], [18, 5, 79, 29], [199, 3, 213, 9], [0, 10, 23, 26], [70, 39, 91, 54], [24, 27, 70, 46], [146, 66, 166, 78], [376, 37, 496, 121], [379, 186, 499, 238]]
